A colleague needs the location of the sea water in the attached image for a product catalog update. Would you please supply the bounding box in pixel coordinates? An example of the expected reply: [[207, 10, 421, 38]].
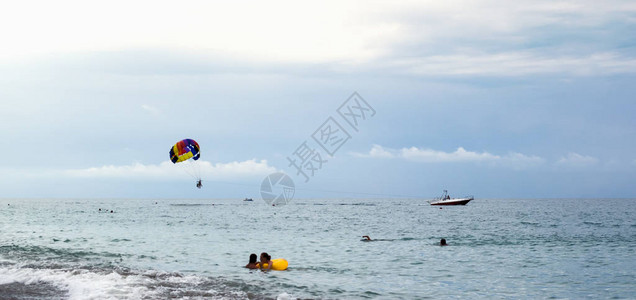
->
[[0, 198, 634, 299]]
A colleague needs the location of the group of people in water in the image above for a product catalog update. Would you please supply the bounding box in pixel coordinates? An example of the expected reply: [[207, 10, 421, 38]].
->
[[245, 252, 274, 270], [246, 238, 447, 271]]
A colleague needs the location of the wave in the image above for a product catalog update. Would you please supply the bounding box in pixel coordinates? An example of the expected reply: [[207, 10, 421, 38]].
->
[[0, 281, 67, 300], [0, 264, 277, 300], [582, 221, 604, 226], [0, 245, 127, 265], [519, 221, 540, 226], [169, 204, 215, 207], [0, 245, 284, 300], [307, 203, 376, 206]]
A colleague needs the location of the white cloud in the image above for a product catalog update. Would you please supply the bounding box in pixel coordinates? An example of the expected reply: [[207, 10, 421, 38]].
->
[[351, 144, 395, 158], [499, 152, 548, 170], [375, 1, 636, 76], [400, 146, 498, 163], [2, 0, 635, 78], [64, 159, 277, 180], [555, 152, 599, 167], [391, 52, 636, 77], [141, 104, 161, 116], [0, 0, 391, 64], [352, 145, 545, 169]]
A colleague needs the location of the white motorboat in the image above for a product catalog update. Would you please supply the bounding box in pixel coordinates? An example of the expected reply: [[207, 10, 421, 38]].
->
[[429, 190, 473, 206]]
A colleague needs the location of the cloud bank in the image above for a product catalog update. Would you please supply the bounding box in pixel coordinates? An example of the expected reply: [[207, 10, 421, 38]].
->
[[555, 152, 599, 167], [352, 145, 545, 169], [354, 145, 619, 171], [64, 159, 277, 180], [2, 0, 635, 77], [392, 52, 636, 77]]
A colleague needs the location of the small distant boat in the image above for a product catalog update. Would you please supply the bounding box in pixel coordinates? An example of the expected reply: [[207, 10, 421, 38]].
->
[[429, 190, 473, 206], [243, 198, 253, 202]]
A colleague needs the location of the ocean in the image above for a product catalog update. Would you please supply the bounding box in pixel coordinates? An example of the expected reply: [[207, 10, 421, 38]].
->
[[1, 198, 634, 299]]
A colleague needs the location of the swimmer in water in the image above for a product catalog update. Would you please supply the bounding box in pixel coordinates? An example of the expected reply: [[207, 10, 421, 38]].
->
[[361, 236, 398, 242], [245, 253, 259, 269], [259, 252, 273, 270], [440, 238, 447, 246]]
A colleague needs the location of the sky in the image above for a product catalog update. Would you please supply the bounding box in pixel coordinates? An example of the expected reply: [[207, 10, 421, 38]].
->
[[1, 0, 635, 199]]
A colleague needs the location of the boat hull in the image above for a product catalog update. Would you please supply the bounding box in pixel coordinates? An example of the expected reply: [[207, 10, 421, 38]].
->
[[430, 198, 472, 206]]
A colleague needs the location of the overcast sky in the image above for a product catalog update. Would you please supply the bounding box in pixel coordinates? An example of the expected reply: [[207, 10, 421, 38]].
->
[[1, 0, 635, 199]]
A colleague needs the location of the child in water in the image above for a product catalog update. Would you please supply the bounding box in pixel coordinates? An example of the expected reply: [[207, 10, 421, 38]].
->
[[245, 253, 259, 269], [259, 252, 273, 270]]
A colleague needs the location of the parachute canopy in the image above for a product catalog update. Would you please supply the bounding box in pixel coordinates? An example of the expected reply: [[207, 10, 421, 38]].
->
[[169, 139, 200, 164]]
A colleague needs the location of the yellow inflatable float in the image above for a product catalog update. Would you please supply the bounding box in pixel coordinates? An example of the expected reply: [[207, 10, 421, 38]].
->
[[260, 258, 288, 271]]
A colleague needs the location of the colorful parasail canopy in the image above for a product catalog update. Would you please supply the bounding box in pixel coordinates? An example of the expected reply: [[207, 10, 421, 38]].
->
[[169, 139, 200, 163]]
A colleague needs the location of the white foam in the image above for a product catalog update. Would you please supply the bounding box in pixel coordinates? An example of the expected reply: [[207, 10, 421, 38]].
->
[[0, 267, 153, 299], [0, 266, 253, 299], [277, 292, 297, 300]]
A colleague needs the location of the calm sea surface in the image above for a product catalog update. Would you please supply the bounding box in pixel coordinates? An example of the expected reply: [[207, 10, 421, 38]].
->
[[0, 198, 634, 299]]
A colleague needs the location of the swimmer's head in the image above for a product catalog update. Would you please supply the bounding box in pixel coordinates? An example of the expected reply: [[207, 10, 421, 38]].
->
[[440, 238, 447, 246], [260, 252, 271, 261], [249, 253, 257, 264]]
